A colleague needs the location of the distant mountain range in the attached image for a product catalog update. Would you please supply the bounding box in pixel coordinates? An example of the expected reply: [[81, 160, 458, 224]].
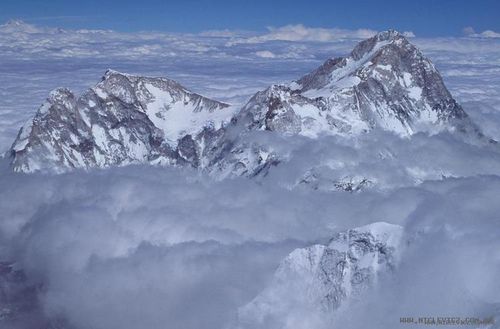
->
[[9, 30, 483, 175]]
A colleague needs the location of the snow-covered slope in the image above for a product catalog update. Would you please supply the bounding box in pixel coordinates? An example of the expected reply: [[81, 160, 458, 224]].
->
[[10, 70, 232, 172], [238, 222, 403, 327], [235, 30, 479, 138], [209, 30, 484, 180], [9, 30, 482, 174]]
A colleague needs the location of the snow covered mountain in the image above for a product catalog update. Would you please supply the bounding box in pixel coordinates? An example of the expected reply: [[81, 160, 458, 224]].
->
[[235, 30, 478, 137], [207, 30, 484, 179], [238, 222, 403, 327], [10, 70, 232, 172], [0, 19, 43, 34], [9, 30, 481, 173]]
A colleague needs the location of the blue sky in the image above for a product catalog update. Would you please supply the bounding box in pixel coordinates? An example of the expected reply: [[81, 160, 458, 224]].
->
[[1, 0, 500, 36]]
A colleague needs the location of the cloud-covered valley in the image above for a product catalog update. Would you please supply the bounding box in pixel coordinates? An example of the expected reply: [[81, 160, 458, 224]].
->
[[1, 162, 499, 328]]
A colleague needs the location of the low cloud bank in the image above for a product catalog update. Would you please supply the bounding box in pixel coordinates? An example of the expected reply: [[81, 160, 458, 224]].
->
[[1, 129, 500, 328]]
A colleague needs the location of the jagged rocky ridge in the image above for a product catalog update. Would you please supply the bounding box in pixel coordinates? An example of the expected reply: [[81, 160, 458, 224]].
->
[[11, 71, 231, 172], [238, 222, 403, 327], [9, 30, 481, 174]]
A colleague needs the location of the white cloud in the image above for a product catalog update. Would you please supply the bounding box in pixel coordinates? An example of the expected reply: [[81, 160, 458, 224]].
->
[[199, 29, 248, 38], [255, 50, 276, 58], [237, 175, 500, 328], [226, 24, 378, 45], [402, 31, 416, 38], [478, 30, 500, 38], [1, 153, 500, 328], [463, 26, 500, 38]]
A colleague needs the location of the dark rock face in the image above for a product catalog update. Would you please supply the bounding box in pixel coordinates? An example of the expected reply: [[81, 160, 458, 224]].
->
[[9, 31, 481, 174], [298, 170, 373, 192]]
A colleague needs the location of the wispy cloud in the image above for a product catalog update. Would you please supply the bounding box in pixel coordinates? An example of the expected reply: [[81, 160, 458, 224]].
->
[[463, 26, 500, 38], [25, 15, 100, 22], [226, 24, 379, 45]]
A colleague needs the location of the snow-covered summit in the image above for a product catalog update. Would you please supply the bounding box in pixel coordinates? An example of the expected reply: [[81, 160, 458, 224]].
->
[[236, 30, 480, 137], [1, 20, 37, 33], [0, 19, 63, 34], [10, 70, 232, 172], [238, 222, 404, 326]]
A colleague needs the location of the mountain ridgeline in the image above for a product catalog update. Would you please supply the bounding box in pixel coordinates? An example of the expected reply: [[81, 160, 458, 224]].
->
[[9, 30, 481, 174]]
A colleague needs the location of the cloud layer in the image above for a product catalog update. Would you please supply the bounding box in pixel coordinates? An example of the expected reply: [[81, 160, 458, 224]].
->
[[1, 160, 499, 328]]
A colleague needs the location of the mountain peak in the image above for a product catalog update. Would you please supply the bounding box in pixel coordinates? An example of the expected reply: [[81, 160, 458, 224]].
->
[[8, 31, 481, 174], [375, 29, 405, 41], [99, 69, 188, 94], [3, 19, 26, 26], [350, 29, 409, 60], [1, 19, 42, 33], [10, 72, 233, 172], [102, 69, 134, 80], [237, 29, 478, 140], [239, 222, 404, 324], [103, 68, 123, 77]]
